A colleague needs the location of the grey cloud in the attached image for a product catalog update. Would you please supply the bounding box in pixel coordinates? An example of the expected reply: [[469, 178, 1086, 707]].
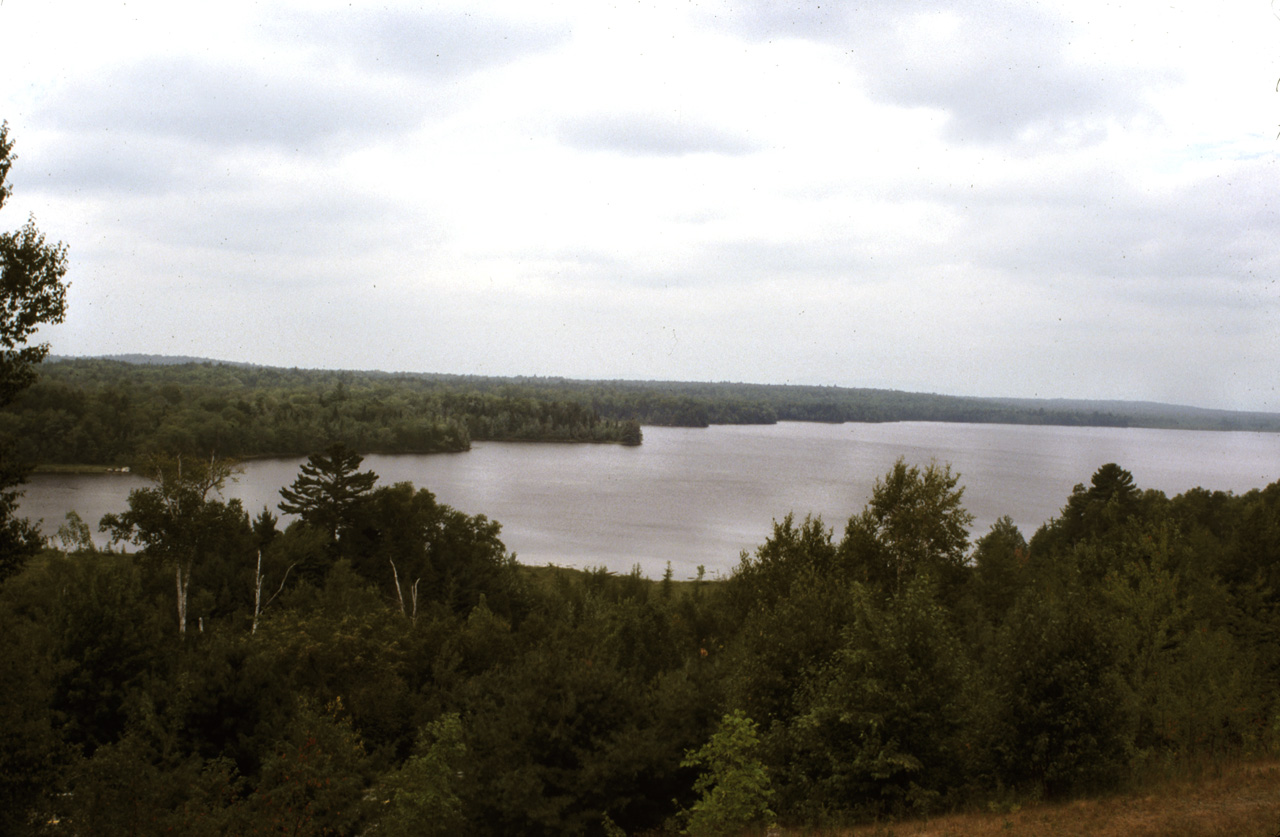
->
[[43, 56, 424, 151], [714, 1, 1158, 144], [283, 8, 569, 78], [558, 114, 758, 156], [160, 191, 399, 259], [25, 133, 217, 197], [534, 233, 885, 292], [1132, 168, 1280, 287], [30, 141, 414, 282], [954, 159, 1280, 302], [694, 237, 887, 283], [859, 4, 1150, 143]]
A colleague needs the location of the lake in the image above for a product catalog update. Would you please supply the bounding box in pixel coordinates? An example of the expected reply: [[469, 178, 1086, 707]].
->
[[18, 422, 1280, 579]]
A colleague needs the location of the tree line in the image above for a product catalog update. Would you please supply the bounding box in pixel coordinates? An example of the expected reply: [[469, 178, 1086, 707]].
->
[[15, 360, 1277, 472], [378, 375, 1280, 431], [2, 358, 643, 467], [2, 449, 1279, 835]]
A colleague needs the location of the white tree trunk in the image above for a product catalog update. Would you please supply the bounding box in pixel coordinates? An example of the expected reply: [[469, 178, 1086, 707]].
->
[[251, 557, 296, 636], [390, 559, 406, 618], [389, 560, 420, 625], [176, 562, 190, 636], [252, 550, 264, 635]]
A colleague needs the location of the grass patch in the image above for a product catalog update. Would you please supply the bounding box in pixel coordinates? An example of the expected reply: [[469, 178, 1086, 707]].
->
[[774, 758, 1280, 837]]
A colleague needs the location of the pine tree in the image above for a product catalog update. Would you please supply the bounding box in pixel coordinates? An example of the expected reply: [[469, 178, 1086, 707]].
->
[[279, 442, 379, 541]]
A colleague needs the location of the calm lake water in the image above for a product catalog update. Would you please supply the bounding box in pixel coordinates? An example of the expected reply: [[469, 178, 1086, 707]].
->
[[19, 422, 1280, 579]]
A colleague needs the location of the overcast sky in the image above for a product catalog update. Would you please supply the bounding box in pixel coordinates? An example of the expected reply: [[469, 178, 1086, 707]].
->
[[2, 0, 1278, 411]]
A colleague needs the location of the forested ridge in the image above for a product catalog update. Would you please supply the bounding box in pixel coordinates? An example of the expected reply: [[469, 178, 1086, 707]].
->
[[3, 358, 643, 467], [3, 450, 1280, 835], [543, 377, 1280, 431], [13, 356, 1277, 472]]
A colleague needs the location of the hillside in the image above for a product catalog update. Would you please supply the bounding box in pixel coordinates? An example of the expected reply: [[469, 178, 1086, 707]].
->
[[45, 354, 1280, 435]]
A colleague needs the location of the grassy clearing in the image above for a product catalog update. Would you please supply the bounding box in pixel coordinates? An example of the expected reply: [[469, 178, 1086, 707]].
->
[[772, 759, 1280, 837]]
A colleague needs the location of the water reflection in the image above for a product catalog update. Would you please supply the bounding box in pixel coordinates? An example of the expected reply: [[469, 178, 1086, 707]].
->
[[20, 422, 1280, 578]]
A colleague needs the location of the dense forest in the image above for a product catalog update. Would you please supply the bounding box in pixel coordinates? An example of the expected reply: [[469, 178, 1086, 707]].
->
[[6, 107, 1278, 836], [523, 376, 1280, 431], [2, 448, 1279, 835], [2, 358, 643, 467], [7, 356, 1279, 470]]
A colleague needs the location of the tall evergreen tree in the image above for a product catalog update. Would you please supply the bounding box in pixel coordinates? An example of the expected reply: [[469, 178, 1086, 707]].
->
[[279, 442, 379, 541]]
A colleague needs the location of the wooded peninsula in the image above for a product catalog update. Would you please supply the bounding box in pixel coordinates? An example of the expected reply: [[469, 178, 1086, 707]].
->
[[8, 355, 1279, 469]]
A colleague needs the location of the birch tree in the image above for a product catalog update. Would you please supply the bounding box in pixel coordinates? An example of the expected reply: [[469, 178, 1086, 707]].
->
[[101, 455, 248, 637], [840, 458, 973, 595]]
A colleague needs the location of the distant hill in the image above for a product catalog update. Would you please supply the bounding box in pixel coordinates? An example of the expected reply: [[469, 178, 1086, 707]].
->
[[989, 396, 1280, 429], [42, 354, 1280, 434], [51, 353, 259, 368]]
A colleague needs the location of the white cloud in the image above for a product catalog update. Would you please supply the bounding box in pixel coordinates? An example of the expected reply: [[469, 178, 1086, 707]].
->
[[279, 6, 570, 78], [556, 113, 758, 156], [3, 0, 1279, 411], [44, 56, 424, 150]]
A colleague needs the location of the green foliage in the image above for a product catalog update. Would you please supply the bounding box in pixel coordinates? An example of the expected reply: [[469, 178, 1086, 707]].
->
[[727, 513, 840, 614], [2, 453, 1280, 832], [376, 713, 467, 837], [680, 710, 775, 837], [66, 734, 241, 837], [456, 608, 692, 835], [238, 698, 374, 835], [970, 515, 1028, 624], [279, 442, 379, 542], [16, 358, 1278, 470], [0, 600, 64, 836], [340, 480, 523, 618], [0, 122, 69, 583], [8, 551, 167, 753], [100, 454, 254, 635], [1102, 522, 1260, 754], [984, 581, 1133, 796], [788, 578, 975, 818], [619, 418, 643, 446], [0, 450, 42, 581], [8, 359, 644, 466], [721, 515, 855, 729], [1029, 463, 1148, 574], [252, 563, 416, 758], [0, 122, 69, 409], [841, 457, 974, 595], [54, 509, 96, 553]]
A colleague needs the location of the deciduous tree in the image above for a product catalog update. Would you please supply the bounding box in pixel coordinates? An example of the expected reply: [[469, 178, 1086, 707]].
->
[[789, 579, 974, 817], [101, 455, 250, 636], [0, 122, 70, 581], [376, 713, 467, 837], [840, 458, 974, 595], [680, 710, 775, 837]]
